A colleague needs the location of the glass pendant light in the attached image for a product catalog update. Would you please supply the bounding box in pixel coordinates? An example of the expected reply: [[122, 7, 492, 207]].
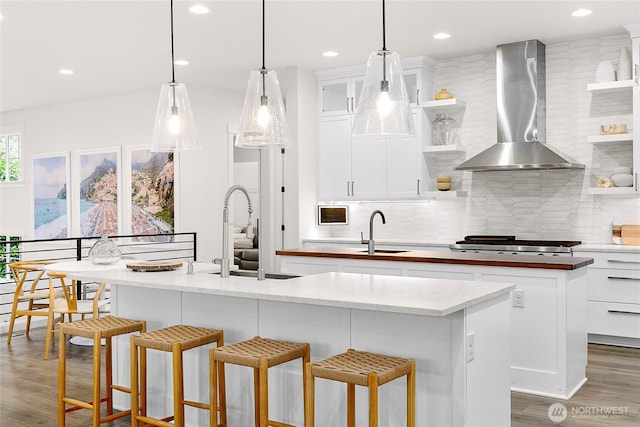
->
[[352, 0, 414, 141], [236, 0, 291, 148], [151, 0, 200, 152]]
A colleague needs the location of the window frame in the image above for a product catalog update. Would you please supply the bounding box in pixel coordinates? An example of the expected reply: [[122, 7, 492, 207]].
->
[[0, 124, 25, 186]]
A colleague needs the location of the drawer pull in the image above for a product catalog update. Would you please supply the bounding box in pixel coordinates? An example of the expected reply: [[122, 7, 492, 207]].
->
[[607, 259, 640, 264], [607, 310, 640, 315], [607, 276, 640, 281]]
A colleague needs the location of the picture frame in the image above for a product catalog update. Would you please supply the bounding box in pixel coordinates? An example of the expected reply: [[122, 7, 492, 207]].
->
[[124, 145, 177, 238], [32, 152, 71, 239], [74, 147, 122, 237]]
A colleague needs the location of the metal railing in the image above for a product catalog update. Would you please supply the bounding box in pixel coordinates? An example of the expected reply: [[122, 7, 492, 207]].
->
[[0, 232, 196, 324]]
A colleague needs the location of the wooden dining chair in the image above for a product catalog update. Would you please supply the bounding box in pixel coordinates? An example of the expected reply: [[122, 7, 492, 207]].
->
[[45, 271, 110, 358], [7, 261, 66, 359]]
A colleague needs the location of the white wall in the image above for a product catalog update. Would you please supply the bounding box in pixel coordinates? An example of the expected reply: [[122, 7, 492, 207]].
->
[[316, 34, 640, 245], [0, 85, 244, 262]]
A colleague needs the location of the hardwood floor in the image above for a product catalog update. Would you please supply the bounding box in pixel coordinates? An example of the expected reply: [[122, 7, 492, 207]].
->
[[1, 327, 639, 426]]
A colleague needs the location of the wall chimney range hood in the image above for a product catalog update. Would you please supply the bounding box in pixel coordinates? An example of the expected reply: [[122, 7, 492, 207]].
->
[[455, 40, 584, 172]]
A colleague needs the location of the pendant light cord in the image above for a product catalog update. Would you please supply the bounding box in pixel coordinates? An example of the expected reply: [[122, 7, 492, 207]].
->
[[262, 0, 266, 71], [381, 0, 386, 51], [170, 0, 176, 83]]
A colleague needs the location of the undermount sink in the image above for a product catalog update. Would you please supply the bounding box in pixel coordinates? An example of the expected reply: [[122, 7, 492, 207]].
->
[[213, 270, 300, 280], [358, 249, 408, 254]]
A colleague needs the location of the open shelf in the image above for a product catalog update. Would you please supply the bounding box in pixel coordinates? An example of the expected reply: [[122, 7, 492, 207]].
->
[[588, 134, 633, 144], [587, 80, 634, 94], [421, 98, 466, 121], [423, 144, 466, 154], [423, 190, 467, 198], [587, 187, 636, 196]]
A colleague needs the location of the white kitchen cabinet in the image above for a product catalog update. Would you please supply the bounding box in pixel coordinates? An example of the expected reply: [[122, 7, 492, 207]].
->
[[386, 109, 427, 199], [316, 57, 435, 201], [574, 248, 640, 347], [318, 76, 364, 117], [278, 254, 588, 399]]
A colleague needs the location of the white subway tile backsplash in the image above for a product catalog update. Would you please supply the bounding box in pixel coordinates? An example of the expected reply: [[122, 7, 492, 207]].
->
[[323, 34, 638, 245]]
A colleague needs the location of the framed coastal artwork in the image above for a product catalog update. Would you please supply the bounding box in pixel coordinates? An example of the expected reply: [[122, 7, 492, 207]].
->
[[76, 147, 121, 237], [124, 146, 176, 239], [32, 152, 71, 239]]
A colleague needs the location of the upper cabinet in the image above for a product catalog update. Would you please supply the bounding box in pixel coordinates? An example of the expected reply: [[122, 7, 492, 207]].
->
[[316, 57, 435, 201]]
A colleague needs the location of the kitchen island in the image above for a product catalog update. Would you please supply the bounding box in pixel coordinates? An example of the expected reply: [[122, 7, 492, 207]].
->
[[277, 248, 593, 400], [67, 263, 514, 427]]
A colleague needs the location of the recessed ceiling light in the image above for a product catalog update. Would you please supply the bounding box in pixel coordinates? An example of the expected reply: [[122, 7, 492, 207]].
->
[[571, 8, 592, 17], [323, 51, 338, 58], [189, 5, 209, 14], [59, 69, 74, 75], [174, 60, 189, 66], [433, 32, 451, 40]]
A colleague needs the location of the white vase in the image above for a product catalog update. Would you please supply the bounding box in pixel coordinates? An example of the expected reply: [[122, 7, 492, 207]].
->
[[595, 60, 616, 83], [617, 47, 632, 81]]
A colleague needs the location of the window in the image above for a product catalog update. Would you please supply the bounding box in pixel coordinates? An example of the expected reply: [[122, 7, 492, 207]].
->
[[0, 125, 23, 183], [0, 236, 21, 280]]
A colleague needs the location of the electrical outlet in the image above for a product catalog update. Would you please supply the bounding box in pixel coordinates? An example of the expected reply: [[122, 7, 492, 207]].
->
[[466, 332, 475, 362], [513, 290, 525, 308]]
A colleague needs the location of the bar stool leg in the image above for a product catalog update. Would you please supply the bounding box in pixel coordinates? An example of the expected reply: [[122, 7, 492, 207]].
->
[[407, 360, 416, 427], [140, 344, 147, 420], [301, 344, 310, 427], [106, 337, 113, 416], [92, 330, 102, 426], [347, 383, 355, 427], [58, 323, 67, 427], [172, 342, 185, 426], [130, 335, 139, 427], [258, 357, 269, 427], [304, 363, 314, 427], [368, 373, 379, 427], [252, 367, 260, 427]]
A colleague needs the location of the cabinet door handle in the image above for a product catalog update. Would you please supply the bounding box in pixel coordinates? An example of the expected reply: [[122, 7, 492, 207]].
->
[[351, 181, 355, 196], [607, 276, 640, 281], [416, 89, 420, 106], [346, 97, 350, 113], [346, 181, 351, 196], [607, 309, 640, 315], [607, 259, 640, 264], [351, 97, 355, 113], [417, 179, 421, 195]]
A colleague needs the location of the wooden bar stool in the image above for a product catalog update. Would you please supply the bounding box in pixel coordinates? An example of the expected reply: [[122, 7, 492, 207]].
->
[[304, 349, 416, 427], [130, 325, 224, 427], [58, 315, 146, 427], [210, 336, 310, 427]]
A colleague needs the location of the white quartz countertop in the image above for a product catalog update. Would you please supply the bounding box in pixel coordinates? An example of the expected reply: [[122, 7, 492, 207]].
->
[[575, 243, 640, 253], [66, 263, 514, 317]]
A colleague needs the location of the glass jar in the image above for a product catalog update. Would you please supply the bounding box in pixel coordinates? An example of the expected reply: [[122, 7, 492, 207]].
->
[[88, 234, 121, 265], [432, 113, 457, 145]]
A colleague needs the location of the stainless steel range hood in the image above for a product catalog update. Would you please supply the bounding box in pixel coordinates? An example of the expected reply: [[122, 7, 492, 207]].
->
[[455, 40, 584, 171]]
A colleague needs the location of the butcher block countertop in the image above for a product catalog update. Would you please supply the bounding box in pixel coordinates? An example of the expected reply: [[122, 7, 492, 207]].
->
[[276, 247, 594, 270]]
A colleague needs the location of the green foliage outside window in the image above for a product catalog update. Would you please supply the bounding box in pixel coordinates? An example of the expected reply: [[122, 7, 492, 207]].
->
[[0, 133, 22, 182], [0, 236, 21, 279]]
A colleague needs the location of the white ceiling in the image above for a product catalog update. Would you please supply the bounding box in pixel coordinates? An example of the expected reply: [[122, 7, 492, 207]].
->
[[1, 0, 639, 113]]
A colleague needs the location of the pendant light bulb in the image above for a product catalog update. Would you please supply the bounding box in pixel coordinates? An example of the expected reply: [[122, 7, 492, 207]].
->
[[151, 0, 200, 152], [168, 106, 181, 134], [377, 83, 394, 117], [257, 98, 271, 128]]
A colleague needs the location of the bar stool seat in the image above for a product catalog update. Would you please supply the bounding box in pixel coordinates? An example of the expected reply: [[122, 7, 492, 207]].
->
[[211, 336, 310, 427], [130, 325, 224, 427], [58, 315, 146, 427], [304, 349, 416, 427]]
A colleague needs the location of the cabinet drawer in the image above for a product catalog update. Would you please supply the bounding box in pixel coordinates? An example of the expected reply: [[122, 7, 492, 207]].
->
[[587, 301, 640, 338], [576, 251, 640, 269], [588, 268, 640, 303]]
